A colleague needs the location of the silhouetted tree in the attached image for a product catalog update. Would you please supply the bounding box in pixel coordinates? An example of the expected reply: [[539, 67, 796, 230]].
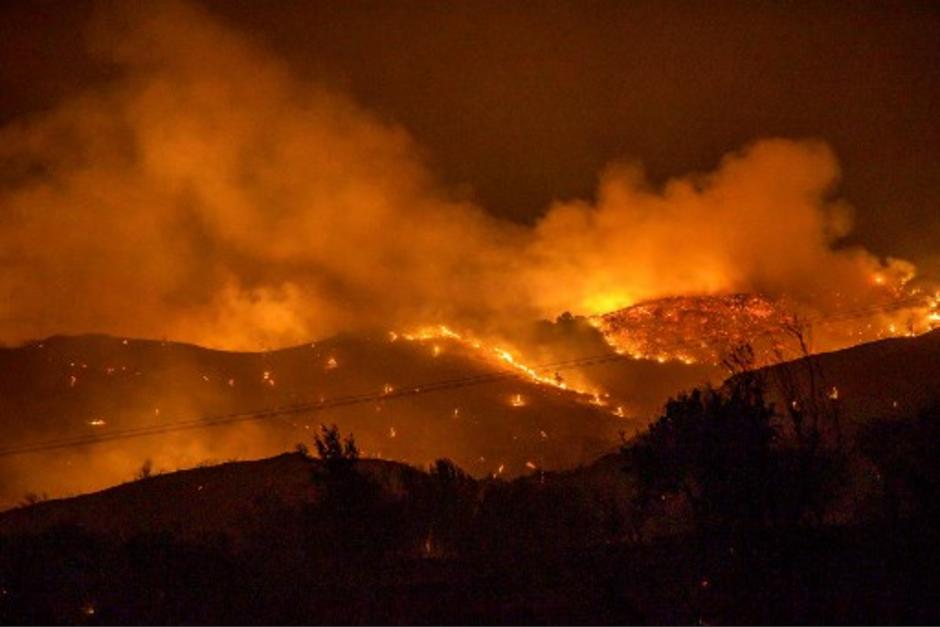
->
[[305, 425, 409, 572], [623, 374, 776, 545], [768, 323, 846, 526], [427, 458, 475, 555], [313, 424, 358, 467]]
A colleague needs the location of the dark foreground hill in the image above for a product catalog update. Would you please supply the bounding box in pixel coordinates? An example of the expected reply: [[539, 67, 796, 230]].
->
[[754, 327, 940, 429], [3, 443, 940, 625]]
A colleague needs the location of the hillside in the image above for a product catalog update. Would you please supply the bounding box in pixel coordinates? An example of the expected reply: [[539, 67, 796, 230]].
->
[[755, 327, 940, 429], [0, 449, 634, 539], [0, 331, 652, 507], [0, 453, 430, 541], [2, 324, 936, 510], [9, 328, 939, 542]]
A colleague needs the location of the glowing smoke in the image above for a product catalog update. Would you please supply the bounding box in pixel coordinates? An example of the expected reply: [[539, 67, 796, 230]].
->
[[0, 1, 918, 350]]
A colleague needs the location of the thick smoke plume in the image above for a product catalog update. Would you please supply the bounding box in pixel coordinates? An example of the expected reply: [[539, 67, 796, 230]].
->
[[0, 1, 916, 350]]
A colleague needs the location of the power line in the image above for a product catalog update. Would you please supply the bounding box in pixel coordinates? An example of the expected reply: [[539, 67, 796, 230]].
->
[[0, 296, 933, 458]]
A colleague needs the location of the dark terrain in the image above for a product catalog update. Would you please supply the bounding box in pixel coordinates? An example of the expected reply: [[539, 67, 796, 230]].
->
[[1, 330, 940, 623]]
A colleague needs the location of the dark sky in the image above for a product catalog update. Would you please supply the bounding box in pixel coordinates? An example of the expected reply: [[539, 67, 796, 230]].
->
[[2, 0, 939, 266]]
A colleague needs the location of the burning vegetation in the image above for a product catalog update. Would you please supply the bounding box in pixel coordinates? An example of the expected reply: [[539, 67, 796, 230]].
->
[[593, 289, 940, 367]]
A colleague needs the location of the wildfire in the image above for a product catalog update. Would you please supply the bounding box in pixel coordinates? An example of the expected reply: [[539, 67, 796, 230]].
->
[[400, 324, 600, 395], [593, 290, 940, 367], [510, 393, 526, 407]]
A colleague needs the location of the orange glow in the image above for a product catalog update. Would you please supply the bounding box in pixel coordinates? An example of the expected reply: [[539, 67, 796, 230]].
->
[[400, 324, 604, 397], [0, 0, 938, 513]]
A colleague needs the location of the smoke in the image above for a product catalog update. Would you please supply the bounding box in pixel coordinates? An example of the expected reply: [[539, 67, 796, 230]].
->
[[525, 140, 915, 317], [0, 1, 917, 351]]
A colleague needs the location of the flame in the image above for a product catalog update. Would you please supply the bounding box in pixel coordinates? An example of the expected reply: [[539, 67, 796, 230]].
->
[[592, 289, 940, 368], [400, 324, 604, 396]]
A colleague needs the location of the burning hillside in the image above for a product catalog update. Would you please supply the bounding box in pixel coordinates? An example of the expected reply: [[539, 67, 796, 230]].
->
[[593, 290, 940, 367], [593, 293, 791, 365]]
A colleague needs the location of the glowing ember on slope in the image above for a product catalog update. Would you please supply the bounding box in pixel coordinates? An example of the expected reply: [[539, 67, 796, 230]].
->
[[398, 324, 626, 417], [401, 325, 582, 392]]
